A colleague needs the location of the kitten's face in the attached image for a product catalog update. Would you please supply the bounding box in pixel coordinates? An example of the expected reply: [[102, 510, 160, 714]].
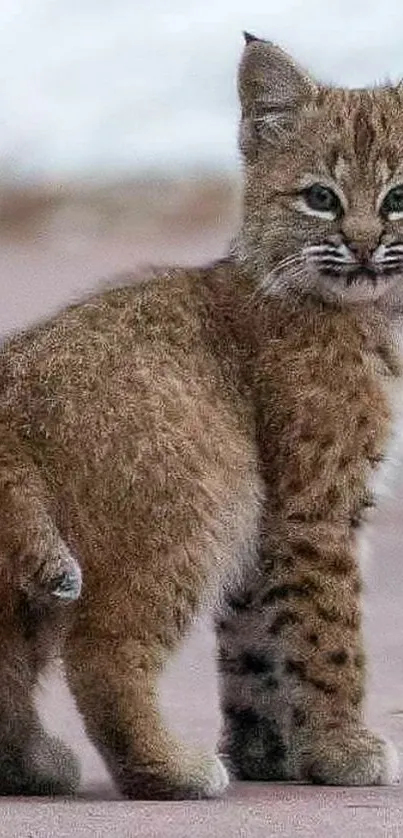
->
[[237, 37, 403, 308]]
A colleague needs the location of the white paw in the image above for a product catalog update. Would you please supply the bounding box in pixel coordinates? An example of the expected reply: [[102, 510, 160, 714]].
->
[[182, 752, 229, 799], [201, 754, 229, 798], [378, 739, 400, 786], [305, 732, 400, 786]]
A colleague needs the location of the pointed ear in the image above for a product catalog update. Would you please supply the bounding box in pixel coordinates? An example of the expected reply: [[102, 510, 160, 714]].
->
[[238, 34, 317, 157]]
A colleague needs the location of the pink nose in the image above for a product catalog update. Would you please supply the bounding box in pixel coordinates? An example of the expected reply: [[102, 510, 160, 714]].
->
[[347, 241, 375, 263], [341, 215, 382, 263]]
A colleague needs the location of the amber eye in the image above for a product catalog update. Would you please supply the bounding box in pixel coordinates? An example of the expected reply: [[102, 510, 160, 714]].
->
[[381, 185, 403, 218], [301, 183, 342, 216]]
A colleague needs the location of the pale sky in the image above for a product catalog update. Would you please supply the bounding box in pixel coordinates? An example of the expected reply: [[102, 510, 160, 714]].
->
[[2, 0, 403, 180]]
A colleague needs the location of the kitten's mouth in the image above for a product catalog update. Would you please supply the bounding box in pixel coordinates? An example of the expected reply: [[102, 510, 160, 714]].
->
[[319, 265, 385, 286], [345, 267, 378, 287]]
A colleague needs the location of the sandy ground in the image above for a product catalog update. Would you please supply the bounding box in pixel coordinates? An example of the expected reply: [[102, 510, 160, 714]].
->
[[0, 183, 403, 836]]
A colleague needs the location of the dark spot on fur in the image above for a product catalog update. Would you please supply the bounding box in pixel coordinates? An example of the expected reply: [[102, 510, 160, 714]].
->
[[293, 707, 308, 728], [315, 605, 339, 623], [239, 652, 275, 675], [315, 604, 360, 628], [308, 677, 339, 696], [285, 656, 342, 694], [354, 651, 366, 670], [353, 578, 362, 595], [261, 580, 319, 606], [224, 705, 260, 727], [225, 590, 254, 612], [293, 541, 321, 561], [17, 593, 47, 644], [217, 650, 239, 674], [320, 432, 336, 451], [331, 557, 354, 575], [350, 512, 361, 529], [286, 512, 307, 523], [270, 611, 301, 635], [222, 706, 287, 780], [328, 145, 341, 177], [328, 649, 348, 666], [308, 632, 319, 646], [285, 659, 307, 679], [217, 650, 277, 679]]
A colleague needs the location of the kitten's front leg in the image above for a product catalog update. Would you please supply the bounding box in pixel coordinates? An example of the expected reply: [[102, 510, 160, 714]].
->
[[216, 523, 399, 786]]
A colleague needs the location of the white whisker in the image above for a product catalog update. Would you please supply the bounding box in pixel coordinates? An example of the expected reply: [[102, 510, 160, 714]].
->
[[386, 244, 403, 253], [260, 252, 305, 296], [305, 244, 339, 255], [304, 242, 356, 266]]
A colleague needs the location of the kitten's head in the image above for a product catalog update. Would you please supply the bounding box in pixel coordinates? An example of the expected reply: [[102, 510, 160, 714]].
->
[[235, 33, 403, 309]]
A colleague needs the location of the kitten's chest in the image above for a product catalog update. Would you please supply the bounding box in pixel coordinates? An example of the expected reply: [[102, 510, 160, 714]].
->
[[257, 304, 403, 508]]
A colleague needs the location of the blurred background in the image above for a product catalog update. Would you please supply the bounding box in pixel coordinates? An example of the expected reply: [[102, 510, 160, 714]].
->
[[2, 0, 403, 333], [3, 2, 403, 798]]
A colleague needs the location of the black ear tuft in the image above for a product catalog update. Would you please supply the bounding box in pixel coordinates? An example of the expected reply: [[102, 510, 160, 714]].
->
[[243, 31, 263, 45]]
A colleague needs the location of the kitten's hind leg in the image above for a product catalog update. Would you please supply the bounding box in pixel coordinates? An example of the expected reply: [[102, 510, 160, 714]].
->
[[0, 424, 82, 794], [65, 636, 228, 801], [0, 616, 80, 795]]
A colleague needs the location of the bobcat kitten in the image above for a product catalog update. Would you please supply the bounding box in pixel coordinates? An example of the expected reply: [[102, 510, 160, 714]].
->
[[0, 33, 401, 797]]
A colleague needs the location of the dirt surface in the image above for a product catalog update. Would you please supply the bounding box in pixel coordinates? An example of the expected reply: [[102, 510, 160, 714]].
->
[[0, 192, 403, 836]]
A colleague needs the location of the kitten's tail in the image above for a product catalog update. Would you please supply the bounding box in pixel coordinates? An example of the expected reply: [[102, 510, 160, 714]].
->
[[0, 420, 81, 608]]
